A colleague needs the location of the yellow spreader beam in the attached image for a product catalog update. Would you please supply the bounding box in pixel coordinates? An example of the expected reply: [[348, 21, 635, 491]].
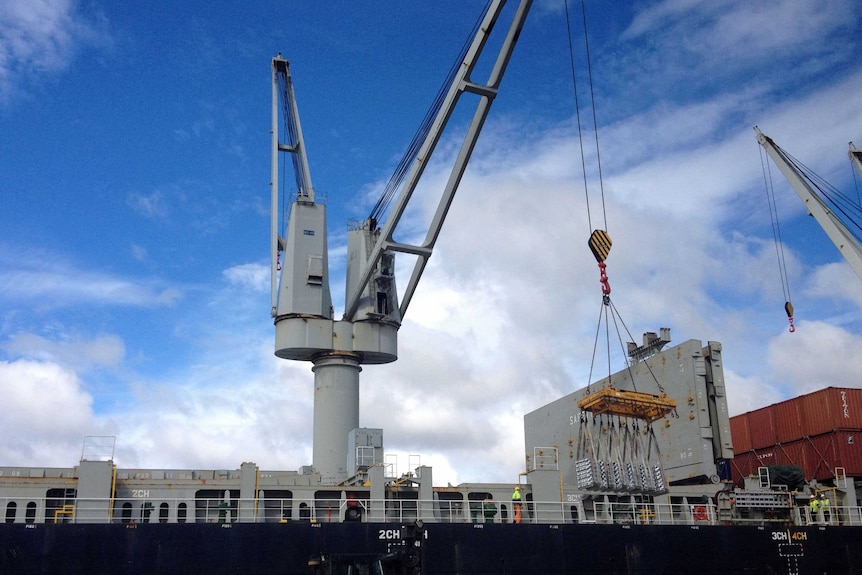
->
[[578, 387, 676, 424]]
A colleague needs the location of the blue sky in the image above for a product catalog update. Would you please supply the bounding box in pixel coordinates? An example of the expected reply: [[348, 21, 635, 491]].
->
[[1, 0, 861, 485]]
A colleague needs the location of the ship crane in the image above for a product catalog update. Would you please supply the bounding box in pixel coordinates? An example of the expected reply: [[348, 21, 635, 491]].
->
[[271, 1, 532, 483], [754, 126, 862, 282]]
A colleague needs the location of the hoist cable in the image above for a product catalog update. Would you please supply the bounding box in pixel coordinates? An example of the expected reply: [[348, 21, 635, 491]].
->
[[280, 154, 288, 248], [568, 2, 663, 401], [585, 299, 606, 396], [563, 0, 592, 232], [850, 146, 861, 206], [579, 0, 608, 232], [773, 143, 862, 243], [603, 299, 611, 389], [277, 72, 306, 198], [367, 1, 490, 227], [759, 145, 792, 306], [608, 300, 633, 390], [275, 72, 298, 249], [607, 297, 666, 396]]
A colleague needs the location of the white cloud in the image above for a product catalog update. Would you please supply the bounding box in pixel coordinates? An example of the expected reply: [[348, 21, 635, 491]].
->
[[0, 0, 108, 104], [805, 262, 862, 311], [0, 245, 184, 308], [127, 190, 169, 219], [0, 359, 95, 465], [723, 368, 786, 415], [623, 0, 853, 70], [3, 333, 124, 371], [223, 263, 269, 292], [767, 321, 862, 396], [131, 244, 149, 262], [104, 341, 315, 471]]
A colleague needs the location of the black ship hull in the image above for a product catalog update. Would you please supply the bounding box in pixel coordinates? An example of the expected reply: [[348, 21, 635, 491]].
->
[[2, 522, 861, 574]]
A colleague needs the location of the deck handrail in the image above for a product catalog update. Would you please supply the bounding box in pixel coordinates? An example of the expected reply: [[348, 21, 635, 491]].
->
[[3, 496, 860, 527]]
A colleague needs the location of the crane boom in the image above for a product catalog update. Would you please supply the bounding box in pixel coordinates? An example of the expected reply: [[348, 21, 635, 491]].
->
[[754, 126, 862, 282], [343, 0, 532, 322], [271, 55, 321, 318]]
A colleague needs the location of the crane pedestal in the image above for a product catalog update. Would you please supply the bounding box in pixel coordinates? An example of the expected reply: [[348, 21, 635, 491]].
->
[[312, 354, 361, 484]]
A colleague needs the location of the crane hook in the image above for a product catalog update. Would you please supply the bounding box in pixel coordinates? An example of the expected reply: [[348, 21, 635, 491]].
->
[[785, 301, 795, 333], [598, 261, 611, 296]]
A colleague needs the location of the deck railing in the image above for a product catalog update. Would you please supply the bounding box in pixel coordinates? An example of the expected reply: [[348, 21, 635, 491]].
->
[[2, 496, 861, 527]]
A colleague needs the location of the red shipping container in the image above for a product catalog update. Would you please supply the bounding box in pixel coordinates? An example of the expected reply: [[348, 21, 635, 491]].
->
[[775, 440, 808, 473], [729, 451, 760, 486], [803, 431, 862, 480], [833, 431, 862, 477], [773, 397, 803, 444], [729, 413, 751, 453], [800, 388, 862, 437], [747, 406, 777, 450], [730, 431, 862, 486], [728, 388, 862, 486], [806, 433, 840, 481]]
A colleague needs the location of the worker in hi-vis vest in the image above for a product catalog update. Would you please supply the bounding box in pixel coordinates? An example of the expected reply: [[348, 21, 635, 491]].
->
[[809, 495, 820, 524], [512, 485, 522, 524]]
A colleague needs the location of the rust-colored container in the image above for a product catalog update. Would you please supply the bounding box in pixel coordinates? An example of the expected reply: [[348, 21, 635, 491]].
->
[[729, 448, 783, 486], [746, 406, 776, 450], [803, 431, 862, 480], [778, 440, 809, 475], [832, 431, 862, 477], [806, 433, 840, 480], [728, 388, 862, 486], [729, 451, 759, 486], [729, 413, 751, 453], [730, 430, 862, 486], [799, 388, 862, 437], [773, 397, 803, 443]]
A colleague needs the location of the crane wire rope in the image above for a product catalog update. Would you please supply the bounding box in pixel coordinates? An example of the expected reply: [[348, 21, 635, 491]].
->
[[851, 143, 861, 206], [760, 139, 862, 331], [769, 139, 862, 324], [771, 143, 862, 242], [758, 144, 794, 332], [564, 1, 592, 233], [566, 0, 613, 396], [367, 2, 490, 228], [276, 70, 300, 269], [565, 0, 667, 404], [564, 0, 617, 394], [279, 153, 287, 270], [564, 4, 676, 493], [278, 72, 306, 200], [578, 0, 608, 233], [564, 0, 608, 235], [587, 292, 667, 396]]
